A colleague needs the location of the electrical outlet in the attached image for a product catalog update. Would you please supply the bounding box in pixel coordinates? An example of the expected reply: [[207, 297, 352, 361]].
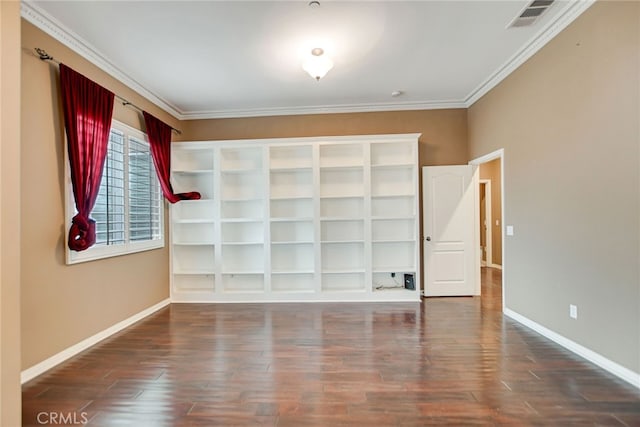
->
[[569, 304, 578, 319]]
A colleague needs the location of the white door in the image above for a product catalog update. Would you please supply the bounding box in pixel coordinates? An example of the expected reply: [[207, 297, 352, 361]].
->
[[423, 165, 479, 296]]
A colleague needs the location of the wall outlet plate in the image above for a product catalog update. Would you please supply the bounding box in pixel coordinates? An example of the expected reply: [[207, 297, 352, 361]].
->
[[569, 304, 578, 319]]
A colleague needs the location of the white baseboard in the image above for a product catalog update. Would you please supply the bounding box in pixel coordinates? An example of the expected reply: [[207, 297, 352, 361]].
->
[[21, 298, 170, 384], [504, 308, 640, 389]]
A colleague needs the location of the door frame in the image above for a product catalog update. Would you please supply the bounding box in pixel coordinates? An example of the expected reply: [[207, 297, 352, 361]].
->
[[469, 149, 505, 310], [479, 179, 492, 268]]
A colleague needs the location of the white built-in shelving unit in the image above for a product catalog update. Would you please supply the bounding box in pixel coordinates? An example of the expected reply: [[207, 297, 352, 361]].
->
[[170, 134, 420, 302]]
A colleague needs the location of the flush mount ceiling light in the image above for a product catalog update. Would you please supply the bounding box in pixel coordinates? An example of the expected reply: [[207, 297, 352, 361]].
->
[[302, 47, 333, 81]]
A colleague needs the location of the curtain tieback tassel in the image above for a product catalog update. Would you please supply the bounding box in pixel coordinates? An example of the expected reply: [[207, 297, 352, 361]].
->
[[68, 214, 96, 251]]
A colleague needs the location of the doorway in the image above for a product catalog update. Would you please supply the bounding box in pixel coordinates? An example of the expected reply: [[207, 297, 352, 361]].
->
[[469, 149, 504, 308], [479, 180, 492, 267]]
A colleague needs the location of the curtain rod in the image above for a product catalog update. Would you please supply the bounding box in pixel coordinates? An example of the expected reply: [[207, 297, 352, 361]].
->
[[35, 48, 182, 135]]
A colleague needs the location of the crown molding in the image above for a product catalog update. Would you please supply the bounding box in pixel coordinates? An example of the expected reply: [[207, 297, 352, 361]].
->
[[22, 0, 594, 120], [464, 0, 596, 107], [180, 99, 468, 120], [21, 1, 185, 120], [22, 0, 461, 120]]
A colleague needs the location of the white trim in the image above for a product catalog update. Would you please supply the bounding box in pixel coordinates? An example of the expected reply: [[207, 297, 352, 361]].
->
[[21, 299, 170, 384], [504, 308, 640, 390], [472, 166, 481, 296], [469, 148, 505, 309], [21, 0, 594, 120], [171, 295, 421, 303], [67, 239, 164, 264], [479, 179, 492, 268], [180, 100, 467, 120], [465, 0, 596, 106], [490, 263, 502, 270], [469, 148, 504, 166], [20, 1, 183, 119], [173, 132, 422, 148]]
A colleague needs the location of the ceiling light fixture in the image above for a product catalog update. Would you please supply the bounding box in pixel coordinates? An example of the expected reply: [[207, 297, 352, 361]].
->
[[302, 47, 333, 81]]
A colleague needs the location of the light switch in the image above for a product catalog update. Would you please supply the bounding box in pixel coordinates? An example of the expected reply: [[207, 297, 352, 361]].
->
[[506, 225, 514, 236], [569, 304, 578, 319]]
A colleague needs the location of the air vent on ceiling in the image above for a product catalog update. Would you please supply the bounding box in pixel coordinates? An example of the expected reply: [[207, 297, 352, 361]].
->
[[508, 0, 555, 28]]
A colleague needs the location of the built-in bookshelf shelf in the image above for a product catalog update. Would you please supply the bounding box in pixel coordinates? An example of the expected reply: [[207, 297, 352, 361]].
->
[[173, 148, 214, 171], [171, 148, 215, 200], [172, 173, 214, 200], [270, 145, 313, 170], [270, 217, 315, 223], [320, 168, 364, 198], [271, 273, 315, 293], [320, 143, 364, 168], [170, 134, 420, 302], [271, 240, 314, 245], [172, 169, 215, 176], [173, 219, 215, 224], [173, 269, 216, 275], [173, 242, 215, 246], [270, 168, 313, 199], [221, 199, 263, 219]]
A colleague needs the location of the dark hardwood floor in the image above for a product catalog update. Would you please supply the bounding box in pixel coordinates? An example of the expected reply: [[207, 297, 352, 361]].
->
[[22, 268, 640, 426]]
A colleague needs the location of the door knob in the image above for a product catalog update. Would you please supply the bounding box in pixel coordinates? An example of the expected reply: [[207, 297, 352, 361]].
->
[[426, 236, 431, 241]]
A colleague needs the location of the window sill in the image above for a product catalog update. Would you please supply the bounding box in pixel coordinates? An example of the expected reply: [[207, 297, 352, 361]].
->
[[66, 238, 165, 265]]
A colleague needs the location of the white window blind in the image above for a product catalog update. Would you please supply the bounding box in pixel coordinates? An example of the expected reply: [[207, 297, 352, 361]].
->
[[94, 129, 126, 246], [128, 136, 162, 242], [66, 120, 164, 264]]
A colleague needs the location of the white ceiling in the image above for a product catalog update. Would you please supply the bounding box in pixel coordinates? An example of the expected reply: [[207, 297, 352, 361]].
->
[[24, 1, 591, 120]]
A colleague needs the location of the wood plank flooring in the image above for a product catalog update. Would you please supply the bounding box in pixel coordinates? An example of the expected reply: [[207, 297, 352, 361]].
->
[[22, 268, 640, 426]]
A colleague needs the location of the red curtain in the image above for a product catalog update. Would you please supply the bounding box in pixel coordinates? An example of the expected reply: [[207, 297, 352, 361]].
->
[[60, 64, 115, 251], [143, 111, 201, 203]]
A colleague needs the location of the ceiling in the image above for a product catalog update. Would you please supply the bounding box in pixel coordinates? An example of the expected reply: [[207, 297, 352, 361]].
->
[[24, 1, 590, 120]]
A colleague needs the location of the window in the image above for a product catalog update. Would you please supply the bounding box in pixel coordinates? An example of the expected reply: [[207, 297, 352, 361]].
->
[[66, 120, 164, 264]]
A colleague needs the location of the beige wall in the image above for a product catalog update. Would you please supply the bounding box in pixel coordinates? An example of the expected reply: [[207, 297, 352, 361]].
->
[[182, 109, 469, 167], [1, 2, 22, 424], [479, 158, 502, 266], [184, 110, 469, 290], [20, 20, 468, 373], [20, 21, 180, 370], [469, 1, 639, 373], [19, 0, 638, 389]]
